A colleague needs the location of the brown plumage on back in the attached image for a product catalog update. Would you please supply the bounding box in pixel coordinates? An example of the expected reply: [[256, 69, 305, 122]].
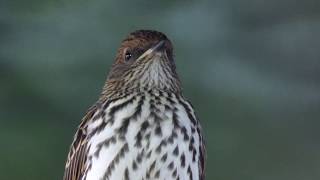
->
[[63, 30, 205, 180]]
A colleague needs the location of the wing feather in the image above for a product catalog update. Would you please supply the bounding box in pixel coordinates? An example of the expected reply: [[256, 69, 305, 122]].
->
[[63, 105, 98, 180], [199, 138, 206, 180]]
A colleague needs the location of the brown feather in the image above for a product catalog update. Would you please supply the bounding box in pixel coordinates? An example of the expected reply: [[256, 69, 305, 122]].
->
[[63, 105, 97, 180]]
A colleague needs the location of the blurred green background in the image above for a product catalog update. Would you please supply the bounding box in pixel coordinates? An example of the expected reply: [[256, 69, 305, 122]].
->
[[1, 0, 320, 179]]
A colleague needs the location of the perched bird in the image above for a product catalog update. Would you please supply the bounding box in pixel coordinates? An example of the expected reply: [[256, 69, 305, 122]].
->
[[63, 30, 205, 180]]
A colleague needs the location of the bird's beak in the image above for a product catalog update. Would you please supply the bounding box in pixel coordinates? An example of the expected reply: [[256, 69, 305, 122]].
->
[[150, 40, 165, 52], [136, 40, 165, 61]]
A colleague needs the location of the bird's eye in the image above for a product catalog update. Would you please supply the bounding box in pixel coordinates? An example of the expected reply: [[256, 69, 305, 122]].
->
[[124, 51, 132, 61]]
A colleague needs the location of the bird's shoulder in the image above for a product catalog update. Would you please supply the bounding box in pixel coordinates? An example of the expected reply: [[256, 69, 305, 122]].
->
[[63, 103, 100, 180], [63, 93, 130, 180]]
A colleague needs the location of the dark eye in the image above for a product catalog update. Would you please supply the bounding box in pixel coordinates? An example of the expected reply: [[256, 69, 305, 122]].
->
[[124, 51, 132, 61]]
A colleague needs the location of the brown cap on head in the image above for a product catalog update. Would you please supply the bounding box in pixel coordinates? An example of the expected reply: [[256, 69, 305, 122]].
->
[[125, 30, 169, 42]]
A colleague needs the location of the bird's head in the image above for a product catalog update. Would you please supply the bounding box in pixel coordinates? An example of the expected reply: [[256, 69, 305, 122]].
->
[[103, 30, 181, 96]]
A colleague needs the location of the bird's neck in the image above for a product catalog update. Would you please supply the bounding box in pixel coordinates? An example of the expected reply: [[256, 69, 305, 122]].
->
[[99, 82, 182, 102]]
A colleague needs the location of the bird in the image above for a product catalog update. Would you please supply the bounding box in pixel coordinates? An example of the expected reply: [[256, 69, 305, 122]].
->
[[63, 30, 205, 180]]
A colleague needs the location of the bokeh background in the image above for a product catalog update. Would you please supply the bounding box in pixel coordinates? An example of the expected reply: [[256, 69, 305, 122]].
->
[[1, 0, 320, 179]]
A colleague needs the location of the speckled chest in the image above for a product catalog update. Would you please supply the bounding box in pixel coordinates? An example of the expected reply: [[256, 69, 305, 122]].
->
[[83, 90, 202, 180]]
